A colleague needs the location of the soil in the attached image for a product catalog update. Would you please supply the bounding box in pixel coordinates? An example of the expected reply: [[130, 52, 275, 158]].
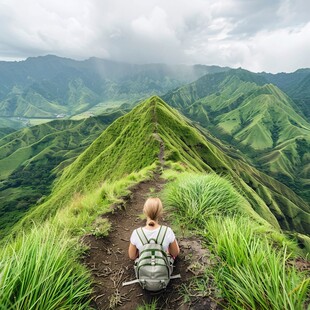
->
[[81, 175, 223, 309]]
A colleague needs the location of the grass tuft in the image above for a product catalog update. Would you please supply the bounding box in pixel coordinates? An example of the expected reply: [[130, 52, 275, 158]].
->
[[0, 224, 91, 310], [163, 173, 245, 228]]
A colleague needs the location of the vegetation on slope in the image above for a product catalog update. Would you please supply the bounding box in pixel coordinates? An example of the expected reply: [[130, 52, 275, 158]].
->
[[0, 111, 124, 238], [163, 69, 310, 202], [13, 96, 309, 239], [1, 95, 309, 309], [0, 165, 154, 309], [163, 172, 309, 309], [262, 68, 310, 121]]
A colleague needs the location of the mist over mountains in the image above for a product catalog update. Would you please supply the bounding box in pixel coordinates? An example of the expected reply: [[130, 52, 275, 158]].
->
[[0, 55, 309, 238], [0, 55, 227, 125]]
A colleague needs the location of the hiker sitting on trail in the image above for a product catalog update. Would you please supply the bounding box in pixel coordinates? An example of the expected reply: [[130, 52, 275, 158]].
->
[[125, 197, 180, 291], [128, 197, 180, 261]]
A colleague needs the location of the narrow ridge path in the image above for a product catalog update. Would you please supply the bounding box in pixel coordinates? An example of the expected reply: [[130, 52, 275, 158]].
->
[[82, 175, 221, 309], [82, 101, 222, 309]]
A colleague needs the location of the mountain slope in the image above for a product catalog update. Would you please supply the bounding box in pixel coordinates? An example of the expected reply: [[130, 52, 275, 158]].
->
[[0, 55, 228, 123], [0, 110, 125, 237], [262, 69, 310, 121], [15, 96, 310, 237], [163, 69, 310, 202]]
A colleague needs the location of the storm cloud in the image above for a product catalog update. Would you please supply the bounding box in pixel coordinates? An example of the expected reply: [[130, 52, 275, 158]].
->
[[0, 0, 309, 72]]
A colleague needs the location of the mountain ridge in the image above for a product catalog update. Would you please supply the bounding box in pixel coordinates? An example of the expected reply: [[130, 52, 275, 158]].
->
[[0, 55, 228, 124], [163, 69, 310, 202], [12, 96, 310, 238]]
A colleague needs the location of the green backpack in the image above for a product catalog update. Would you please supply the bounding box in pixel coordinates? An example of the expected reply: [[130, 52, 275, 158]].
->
[[123, 225, 180, 292]]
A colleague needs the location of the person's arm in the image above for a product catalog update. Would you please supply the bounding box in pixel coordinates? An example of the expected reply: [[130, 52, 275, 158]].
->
[[128, 242, 139, 260], [168, 239, 180, 258]]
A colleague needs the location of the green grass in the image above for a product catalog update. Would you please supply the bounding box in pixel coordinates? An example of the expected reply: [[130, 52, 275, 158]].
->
[[162, 172, 309, 309], [206, 217, 309, 310], [1, 163, 155, 309], [0, 224, 91, 310], [163, 173, 247, 228], [50, 165, 155, 237]]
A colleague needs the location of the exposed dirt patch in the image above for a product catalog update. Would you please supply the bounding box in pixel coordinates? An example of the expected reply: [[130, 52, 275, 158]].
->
[[82, 176, 223, 309]]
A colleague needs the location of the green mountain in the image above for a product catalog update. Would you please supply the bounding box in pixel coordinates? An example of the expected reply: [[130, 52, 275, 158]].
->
[[262, 69, 310, 121], [0, 110, 125, 237], [0, 127, 15, 139], [14, 96, 309, 239], [163, 69, 310, 202], [0, 55, 227, 127]]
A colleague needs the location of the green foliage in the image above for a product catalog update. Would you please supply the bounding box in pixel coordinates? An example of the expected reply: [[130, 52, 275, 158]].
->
[[91, 218, 111, 238], [0, 224, 92, 309], [206, 217, 309, 310], [163, 173, 247, 228], [163, 68, 310, 203], [0, 163, 154, 309], [136, 300, 158, 310], [163, 172, 309, 309], [12, 163, 155, 238]]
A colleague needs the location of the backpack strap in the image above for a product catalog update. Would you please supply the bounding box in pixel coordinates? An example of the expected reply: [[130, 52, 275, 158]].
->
[[136, 225, 168, 245], [136, 227, 148, 245], [156, 225, 168, 246]]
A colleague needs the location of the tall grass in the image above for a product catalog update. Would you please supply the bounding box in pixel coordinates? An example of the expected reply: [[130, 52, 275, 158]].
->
[[53, 164, 155, 236], [0, 224, 91, 310], [163, 172, 309, 309], [163, 173, 246, 228], [0, 164, 155, 309], [207, 217, 309, 310]]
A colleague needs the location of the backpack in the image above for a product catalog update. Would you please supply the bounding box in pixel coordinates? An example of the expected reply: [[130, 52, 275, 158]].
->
[[123, 225, 180, 291]]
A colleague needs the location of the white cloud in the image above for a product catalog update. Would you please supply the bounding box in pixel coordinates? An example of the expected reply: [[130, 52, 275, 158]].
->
[[0, 0, 309, 72]]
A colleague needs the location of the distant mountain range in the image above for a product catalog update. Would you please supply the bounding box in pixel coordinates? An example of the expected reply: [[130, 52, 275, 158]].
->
[[163, 69, 310, 202], [0, 56, 309, 241], [0, 55, 227, 125]]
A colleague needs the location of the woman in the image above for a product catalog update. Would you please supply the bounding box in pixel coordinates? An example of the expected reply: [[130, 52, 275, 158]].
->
[[128, 197, 180, 260]]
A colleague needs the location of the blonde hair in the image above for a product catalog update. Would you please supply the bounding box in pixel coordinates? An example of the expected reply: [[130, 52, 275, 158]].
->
[[143, 197, 163, 226]]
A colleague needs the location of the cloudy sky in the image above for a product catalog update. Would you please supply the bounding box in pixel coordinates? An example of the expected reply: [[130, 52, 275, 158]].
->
[[0, 0, 309, 73]]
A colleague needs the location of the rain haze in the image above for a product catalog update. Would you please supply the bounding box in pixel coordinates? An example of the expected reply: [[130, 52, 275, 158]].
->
[[0, 0, 309, 73]]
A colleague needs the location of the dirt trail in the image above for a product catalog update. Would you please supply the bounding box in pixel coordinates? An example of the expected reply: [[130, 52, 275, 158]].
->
[[82, 102, 222, 309], [82, 175, 222, 309]]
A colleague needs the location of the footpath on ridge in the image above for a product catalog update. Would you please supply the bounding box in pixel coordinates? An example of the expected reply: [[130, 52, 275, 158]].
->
[[82, 102, 223, 309], [82, 175, 223, 309]]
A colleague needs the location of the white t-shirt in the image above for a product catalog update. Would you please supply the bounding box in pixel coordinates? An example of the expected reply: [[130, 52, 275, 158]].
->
[[130, 226, 176, 252]]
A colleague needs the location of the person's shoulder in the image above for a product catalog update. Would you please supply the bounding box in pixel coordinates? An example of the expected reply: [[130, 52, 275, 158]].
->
[[164, 225, 175, 235]]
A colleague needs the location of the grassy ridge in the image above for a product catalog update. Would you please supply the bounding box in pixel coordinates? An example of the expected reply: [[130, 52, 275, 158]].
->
[[10, 98, 162, 232], [163, 69, 310, 202], [154, 97, 309, 235], [13, 96, 309, 237], [0, 111, 125, 238], [163, 173, 309, 309]]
